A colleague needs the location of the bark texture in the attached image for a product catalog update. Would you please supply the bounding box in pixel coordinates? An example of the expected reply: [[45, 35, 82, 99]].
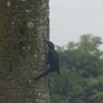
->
[[0, 0, 49, 103]]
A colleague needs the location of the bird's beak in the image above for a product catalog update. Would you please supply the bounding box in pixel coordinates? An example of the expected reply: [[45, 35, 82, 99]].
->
[[44, 40, 49, 44]]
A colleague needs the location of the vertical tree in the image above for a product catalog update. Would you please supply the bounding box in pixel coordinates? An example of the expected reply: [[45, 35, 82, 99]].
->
[[0, 0, 49, 103]]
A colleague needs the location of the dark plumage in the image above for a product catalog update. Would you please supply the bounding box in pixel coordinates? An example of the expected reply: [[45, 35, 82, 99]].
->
[[34, 40, 60, 80]]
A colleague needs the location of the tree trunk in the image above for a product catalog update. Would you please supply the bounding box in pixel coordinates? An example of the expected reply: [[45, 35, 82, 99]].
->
[[0, 0, 49, 103]]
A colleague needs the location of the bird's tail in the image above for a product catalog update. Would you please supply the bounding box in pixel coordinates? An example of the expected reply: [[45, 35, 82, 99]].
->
[[34, 70, 49, 81]]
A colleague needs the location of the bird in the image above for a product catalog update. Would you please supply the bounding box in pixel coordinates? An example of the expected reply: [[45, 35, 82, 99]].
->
[[34, 40, 60, 80]]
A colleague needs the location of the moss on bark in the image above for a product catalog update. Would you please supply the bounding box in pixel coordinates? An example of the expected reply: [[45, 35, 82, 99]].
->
[[0, 0, 50, 103]]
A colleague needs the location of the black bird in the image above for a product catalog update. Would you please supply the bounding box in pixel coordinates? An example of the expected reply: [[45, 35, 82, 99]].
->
[[35, 40, 60, 80]]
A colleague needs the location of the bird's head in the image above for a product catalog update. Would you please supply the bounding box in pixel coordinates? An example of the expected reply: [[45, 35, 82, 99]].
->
[[44, 40, 54, 49]]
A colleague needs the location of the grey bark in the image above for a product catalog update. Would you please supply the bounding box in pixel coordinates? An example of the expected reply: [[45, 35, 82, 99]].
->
[[0, 0, 49, 103]]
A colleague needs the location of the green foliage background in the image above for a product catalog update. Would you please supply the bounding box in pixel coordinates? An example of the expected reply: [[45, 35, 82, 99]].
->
[[50, 34, 103, 103]]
